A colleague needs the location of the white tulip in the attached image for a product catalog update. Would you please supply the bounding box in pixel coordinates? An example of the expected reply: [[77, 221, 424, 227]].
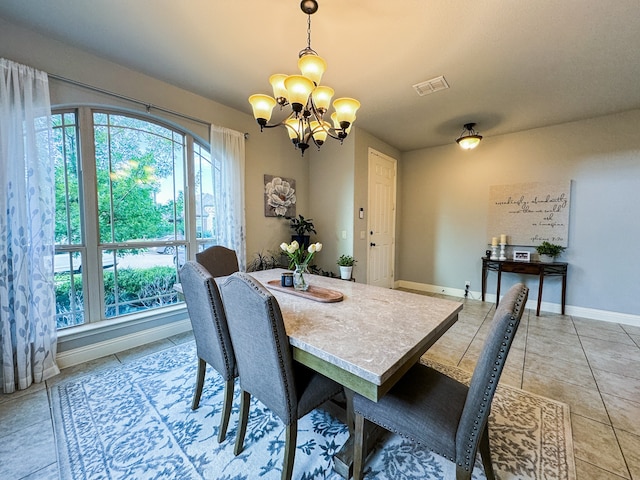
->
[[315, 242, 323, 252], [280, 242, 288, 252], [308, 244, 317, 253]]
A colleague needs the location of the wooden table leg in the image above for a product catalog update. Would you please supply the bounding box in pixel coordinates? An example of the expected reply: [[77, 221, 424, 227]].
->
[[333, 421, 384, 478], [345, 389, 354, 434], [537, 271, 544, 316], [496, 269, 502, 308], [333, 388, 385, 478], [561, 272, 567, 315], [482, 263, 487, 302]]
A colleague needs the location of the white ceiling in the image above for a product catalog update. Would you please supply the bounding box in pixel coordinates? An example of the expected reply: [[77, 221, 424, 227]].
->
[[1, 0, 640, 152]]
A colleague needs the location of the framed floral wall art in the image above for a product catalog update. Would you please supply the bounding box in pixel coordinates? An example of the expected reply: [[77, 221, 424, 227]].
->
[[264, 174, 297, 217]]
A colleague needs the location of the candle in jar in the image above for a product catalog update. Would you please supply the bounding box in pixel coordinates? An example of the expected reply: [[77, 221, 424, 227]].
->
[[491, 237, 498, 246], [500, 234, 507, 244]]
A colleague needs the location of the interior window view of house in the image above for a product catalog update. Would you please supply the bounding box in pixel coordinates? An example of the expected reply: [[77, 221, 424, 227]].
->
[[1, 1, 639, 479]]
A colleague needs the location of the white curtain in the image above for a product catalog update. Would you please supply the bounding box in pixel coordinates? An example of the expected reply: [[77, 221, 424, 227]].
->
[[0, 58, 59, 393], [210, 125, 246, 271]]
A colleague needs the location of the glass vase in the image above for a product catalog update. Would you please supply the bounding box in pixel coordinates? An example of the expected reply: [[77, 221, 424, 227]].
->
[[293, 264, 309, 291]]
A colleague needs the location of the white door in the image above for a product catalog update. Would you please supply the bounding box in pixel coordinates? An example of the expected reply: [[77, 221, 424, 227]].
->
[[367, 148, 397, 288]]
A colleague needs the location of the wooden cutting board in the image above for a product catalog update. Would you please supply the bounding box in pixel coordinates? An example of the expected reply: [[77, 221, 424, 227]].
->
[[266, 280, 344, 303]]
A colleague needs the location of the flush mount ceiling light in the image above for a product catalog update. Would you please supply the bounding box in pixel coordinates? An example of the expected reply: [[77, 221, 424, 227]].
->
[[248, 0, 360, 157], [456, 123, 483, 150]]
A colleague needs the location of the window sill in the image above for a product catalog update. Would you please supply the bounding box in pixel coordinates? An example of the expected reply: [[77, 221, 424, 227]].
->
[[57, 303, 187, 342]]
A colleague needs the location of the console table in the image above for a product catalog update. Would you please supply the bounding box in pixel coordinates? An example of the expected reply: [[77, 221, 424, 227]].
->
[[481, 258, 568, 316]]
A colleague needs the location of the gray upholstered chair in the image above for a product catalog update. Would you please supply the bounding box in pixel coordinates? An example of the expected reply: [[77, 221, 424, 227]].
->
[[219, 272, 343, 480], [179, 261, 237, 443], [195, 245, 239, 277], [352, 283, 529, 480]]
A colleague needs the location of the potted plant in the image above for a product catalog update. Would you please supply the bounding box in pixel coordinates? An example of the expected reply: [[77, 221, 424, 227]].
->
[[288, 214, 316, 250], [246, 250, 283, 272], [337, 254, 356, 280], [535, 241, 566, 262], [280, 240, 323, 291]]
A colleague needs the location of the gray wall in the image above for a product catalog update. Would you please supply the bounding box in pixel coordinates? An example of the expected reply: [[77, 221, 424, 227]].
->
[[308, 137, 355, 277], [398, 110, 640, 317]]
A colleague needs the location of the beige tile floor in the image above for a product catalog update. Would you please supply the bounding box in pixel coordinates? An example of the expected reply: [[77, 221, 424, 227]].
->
[[1, 294, 639, 479]]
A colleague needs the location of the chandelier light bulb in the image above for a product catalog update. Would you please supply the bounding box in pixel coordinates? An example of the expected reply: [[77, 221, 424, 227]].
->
[[248, 94, 276, 126], [269, 74, 289, 105], [332, 97, 360, 128], [311, 86, 334, 113], [458, 136, 482, 150], [298, 54, 327, 85], [456, 123, 483, 150], [284, 75, 315, 112], [310, 120, 331, 144], [285, 117, 303, 142]]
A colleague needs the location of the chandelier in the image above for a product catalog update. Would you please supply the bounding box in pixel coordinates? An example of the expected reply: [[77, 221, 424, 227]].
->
[[248, 0, 360, 156]]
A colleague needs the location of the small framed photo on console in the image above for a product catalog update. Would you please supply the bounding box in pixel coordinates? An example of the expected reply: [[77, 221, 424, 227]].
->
[[513, 250, 530, 262]]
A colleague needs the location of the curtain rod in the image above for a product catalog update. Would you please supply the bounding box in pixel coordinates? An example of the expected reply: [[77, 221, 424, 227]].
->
[[48, 73, 249, 139]]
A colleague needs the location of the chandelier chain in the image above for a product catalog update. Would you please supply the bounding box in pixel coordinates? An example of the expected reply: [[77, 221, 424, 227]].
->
[[307, 14, 312, 50]]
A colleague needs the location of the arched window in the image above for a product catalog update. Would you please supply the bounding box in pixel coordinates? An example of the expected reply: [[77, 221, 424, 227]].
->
[[53, 108, 216, 328]]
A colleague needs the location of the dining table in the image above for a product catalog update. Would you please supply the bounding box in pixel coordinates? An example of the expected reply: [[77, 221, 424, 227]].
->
[[245, 269, 463, 477], [176, 268, 463, 476]]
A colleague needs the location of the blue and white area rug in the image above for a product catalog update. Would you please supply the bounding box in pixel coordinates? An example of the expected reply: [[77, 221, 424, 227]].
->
[[51, 342, 575, 479]]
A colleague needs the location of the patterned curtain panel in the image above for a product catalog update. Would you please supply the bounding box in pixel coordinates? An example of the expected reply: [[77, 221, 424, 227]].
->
[[210, 125, 247, 271], [0, 58, 59, 393]]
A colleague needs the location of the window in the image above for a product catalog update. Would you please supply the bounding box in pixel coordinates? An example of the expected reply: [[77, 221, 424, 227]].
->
[[53, 108, 214, 329], [53, 112, 84, 328], [194, 142, 217, 248]]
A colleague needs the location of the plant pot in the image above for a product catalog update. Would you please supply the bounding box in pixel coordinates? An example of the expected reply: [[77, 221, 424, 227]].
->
[[291, 234, 310, 251], [539, 254, 555, 263], [339, 266, 353, 280]]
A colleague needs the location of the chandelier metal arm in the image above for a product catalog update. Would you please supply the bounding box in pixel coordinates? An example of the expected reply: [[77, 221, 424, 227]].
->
[[259, 104, 348, 142]]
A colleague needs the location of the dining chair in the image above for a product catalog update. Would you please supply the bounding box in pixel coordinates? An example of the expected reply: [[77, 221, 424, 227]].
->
[[352, 283, 529, 480], [179, 261, 237, 443], [219, 272, 344, 480], [195, 245, 239, 277]]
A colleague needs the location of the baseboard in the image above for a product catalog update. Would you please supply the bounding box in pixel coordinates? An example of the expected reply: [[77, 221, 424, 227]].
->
[[56, 319, 192, 369], [395, 280, 640, 328]]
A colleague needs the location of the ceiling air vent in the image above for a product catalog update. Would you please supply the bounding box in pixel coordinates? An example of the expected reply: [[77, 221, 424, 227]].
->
[[413, 75, 449, 96]]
